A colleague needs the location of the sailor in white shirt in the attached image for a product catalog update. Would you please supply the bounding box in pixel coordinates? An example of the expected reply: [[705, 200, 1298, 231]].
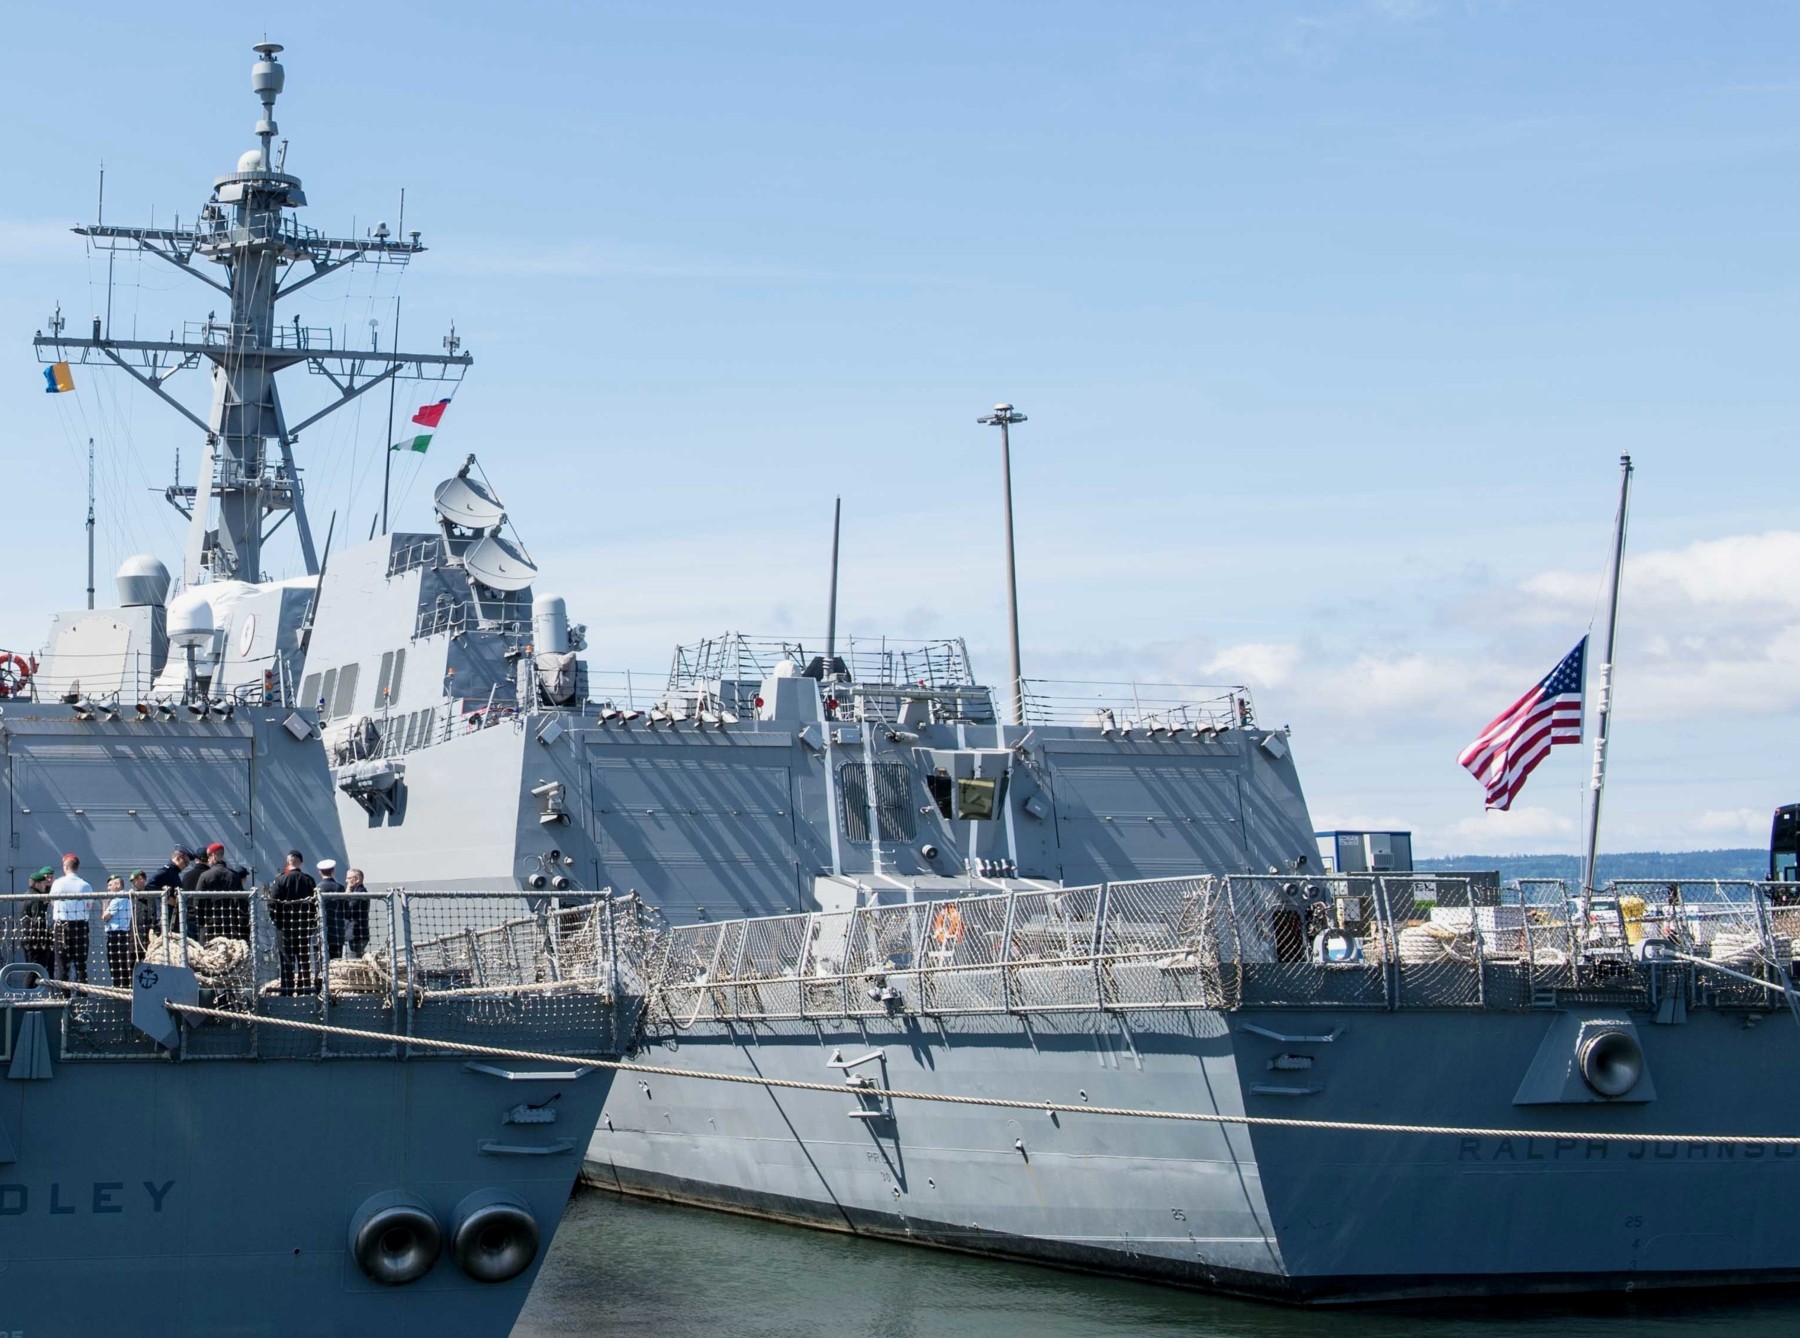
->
[[49, 853, 94, 983], [102, 875, 139, 987]]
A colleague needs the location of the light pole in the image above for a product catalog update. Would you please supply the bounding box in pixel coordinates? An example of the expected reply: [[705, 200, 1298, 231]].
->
[[978, 402, 1028, 726]]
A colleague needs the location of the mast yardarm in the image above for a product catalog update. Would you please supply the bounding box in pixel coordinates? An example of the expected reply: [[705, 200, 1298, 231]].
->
[[32, 42, 471, 586]]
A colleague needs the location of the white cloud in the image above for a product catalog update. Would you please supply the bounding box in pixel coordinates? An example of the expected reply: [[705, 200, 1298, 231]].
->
[[1204, 641, 1300, 687], [1696, 808, 1767, 838], [1309, 650, 1512, 722], [1512, 530, 1800, 721], [1274, 529, 1800, 731], [1445, 806, 1578, 850], [1522, 530, 1800, 619]]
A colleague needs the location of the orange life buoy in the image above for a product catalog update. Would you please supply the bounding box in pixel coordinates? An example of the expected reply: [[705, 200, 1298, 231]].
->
[[0, 652, 34, 698], [931, 903, 964, 948]]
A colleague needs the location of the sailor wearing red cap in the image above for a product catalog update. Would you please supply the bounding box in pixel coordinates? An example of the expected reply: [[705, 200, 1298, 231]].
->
[[195, 841, 247, 939]]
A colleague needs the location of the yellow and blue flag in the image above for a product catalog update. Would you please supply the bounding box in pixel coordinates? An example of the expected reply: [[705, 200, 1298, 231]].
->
[[42, 362, 74, 394]]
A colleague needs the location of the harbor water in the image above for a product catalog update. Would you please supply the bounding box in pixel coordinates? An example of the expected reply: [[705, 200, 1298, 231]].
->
[[516, 1189, 1800, 1338]]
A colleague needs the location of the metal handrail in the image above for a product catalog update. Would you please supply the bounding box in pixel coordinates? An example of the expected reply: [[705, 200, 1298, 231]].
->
[[1018, 679, 1254, 731], [647, 875, 1795, 1022]]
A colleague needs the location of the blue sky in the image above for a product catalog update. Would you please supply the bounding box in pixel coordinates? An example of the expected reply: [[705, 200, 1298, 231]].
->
[[2, 3, 1796, 856]]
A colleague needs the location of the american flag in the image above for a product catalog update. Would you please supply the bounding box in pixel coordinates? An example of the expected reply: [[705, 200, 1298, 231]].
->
[[1458, 638, 1587, 811]]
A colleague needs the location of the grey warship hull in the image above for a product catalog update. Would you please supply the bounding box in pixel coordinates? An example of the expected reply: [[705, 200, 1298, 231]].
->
[[581, 872, 1800, 1303], [586, 1006, 1800, 1303], [1, 1052, 615, 1335]]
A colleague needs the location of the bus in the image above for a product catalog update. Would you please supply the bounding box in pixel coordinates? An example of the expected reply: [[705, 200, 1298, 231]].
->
[[1771, 804, 1800, 883]]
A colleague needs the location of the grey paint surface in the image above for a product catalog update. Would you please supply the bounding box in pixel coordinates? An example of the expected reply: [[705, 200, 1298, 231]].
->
[[585, 1003, 1800, 1302]]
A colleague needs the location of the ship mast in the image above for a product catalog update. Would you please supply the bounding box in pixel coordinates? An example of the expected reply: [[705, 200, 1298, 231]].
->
[[33, 42, 470, 587]]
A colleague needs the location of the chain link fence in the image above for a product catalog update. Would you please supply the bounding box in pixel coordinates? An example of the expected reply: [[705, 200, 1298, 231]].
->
[[13, 873, 1790, 1044], [0, 889, 653, 1061], [643, 875, 1800, 1024]]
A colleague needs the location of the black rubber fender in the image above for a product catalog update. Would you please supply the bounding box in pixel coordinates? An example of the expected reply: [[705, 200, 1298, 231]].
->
[[450, 1189, 540, 1284], [349, 1192, 443, 1285]]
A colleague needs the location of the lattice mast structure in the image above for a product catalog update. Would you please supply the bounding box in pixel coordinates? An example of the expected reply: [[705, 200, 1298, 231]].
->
[[33, 42, 471, 587]]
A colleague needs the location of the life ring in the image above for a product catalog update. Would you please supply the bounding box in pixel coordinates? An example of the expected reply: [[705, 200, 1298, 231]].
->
[[348, 1192, 442, 1285], [0, 652, 34, 698], [931, 903, 964, 949], [450, 1190, 540, 1284]]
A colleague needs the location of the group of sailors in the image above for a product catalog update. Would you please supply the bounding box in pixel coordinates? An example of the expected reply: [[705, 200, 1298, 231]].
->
[[6, 844, 373, 994], [267, 849, 373, 995]]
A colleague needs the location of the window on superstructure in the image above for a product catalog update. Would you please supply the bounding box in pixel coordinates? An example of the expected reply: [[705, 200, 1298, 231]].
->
[[334, 663, 361, 719], [318, 668, 338, 721], [300, 672, 321, 713], [376, 651, 395, 704], [390, 648, 407, 704], [923, 769, 1008, 821], [957, 776, 1004, 820], [839, 763, 917, 843]]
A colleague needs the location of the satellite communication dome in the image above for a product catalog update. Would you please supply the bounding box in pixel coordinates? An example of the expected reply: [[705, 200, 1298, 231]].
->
[[166, 591, 216, 649], [115, 554, 172, 608], [433, 475, 507, 529], [237, 148, 264, 173], [464, 536, 538, 592]]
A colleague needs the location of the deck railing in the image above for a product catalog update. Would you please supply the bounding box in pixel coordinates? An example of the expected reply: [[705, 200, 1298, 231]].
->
[[1018, 679, 1254, 732], [0, 889, 658, 1061], [644, 875, 1800, 1023]]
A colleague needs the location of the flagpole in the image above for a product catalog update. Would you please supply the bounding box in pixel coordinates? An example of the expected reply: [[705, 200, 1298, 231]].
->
[[86, 437, 96, 610], [381, 295, 401, 535], [1580, 453, 1634, 900]]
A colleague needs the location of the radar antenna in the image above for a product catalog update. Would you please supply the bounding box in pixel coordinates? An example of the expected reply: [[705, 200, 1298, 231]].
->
[[33, 43, 472, 586]]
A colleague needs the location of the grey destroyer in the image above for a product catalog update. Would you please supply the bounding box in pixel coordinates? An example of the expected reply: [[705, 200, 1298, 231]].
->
[[155, 453, 1800, 1301], [7, 41, 650, 1335], [30, 38, 1800, 1309]]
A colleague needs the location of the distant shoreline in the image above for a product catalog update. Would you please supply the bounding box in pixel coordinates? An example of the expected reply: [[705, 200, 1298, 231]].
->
[[1415, 848, 1765, 881]]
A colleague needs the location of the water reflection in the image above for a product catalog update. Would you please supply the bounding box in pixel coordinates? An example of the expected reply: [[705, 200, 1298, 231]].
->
[[516, 1190, 1800, 1338]]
